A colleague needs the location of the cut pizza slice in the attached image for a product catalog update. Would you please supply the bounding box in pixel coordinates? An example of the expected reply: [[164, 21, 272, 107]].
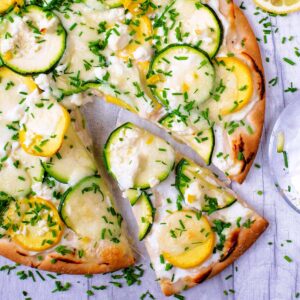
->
[[104, 122, 268, 296], [0, 68, 134, 274]]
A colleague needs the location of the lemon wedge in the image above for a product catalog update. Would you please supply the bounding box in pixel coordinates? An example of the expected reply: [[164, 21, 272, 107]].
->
[[159, 210, 214, 269], [255, 0, 300, 14]]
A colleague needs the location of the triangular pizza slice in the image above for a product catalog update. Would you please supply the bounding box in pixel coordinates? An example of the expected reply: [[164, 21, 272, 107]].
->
[[0, 67, 134, 274], [103, 122, 268, 295]]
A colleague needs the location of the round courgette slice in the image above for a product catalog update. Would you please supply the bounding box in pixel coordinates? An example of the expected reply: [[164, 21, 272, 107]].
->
[[0, 5, 66, 75], [148, 44, 215, 110], [104, 122, 175, 190], [175, 159, 236, 213], [43, 124, 97, 184], [132, 192, 154, 241], [59, 176, 122, 241], [153, 0, 223, 58]]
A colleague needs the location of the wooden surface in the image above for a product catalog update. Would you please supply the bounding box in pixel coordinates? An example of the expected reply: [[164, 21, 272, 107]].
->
[[1, 1, 300, 299]]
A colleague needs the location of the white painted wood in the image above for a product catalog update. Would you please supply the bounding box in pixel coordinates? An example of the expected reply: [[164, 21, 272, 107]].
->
[[1, 1, 300, 299]]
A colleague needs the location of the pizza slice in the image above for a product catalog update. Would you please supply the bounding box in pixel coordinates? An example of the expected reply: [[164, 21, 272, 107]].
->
[[103, 122, 268, 296], [0, 67, 134, 274]]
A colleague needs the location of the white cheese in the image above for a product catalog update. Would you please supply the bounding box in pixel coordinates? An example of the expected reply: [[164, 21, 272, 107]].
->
[[35, 219, 49, 236], [34, 74, 51, 92], [31, 182, 54, 201], [133, 45, 153, 62], [108, 23, 131, 51], [94, 67, 107, 80], [37, 15, 58, 32]]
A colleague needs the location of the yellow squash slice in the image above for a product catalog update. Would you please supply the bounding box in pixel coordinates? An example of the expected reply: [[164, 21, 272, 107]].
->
[[6, 197, 63, 251], [159, 210, 214, 269], [122, 0, 154, 15], [104, 94, 137, 113], [0, 0, 23, 14], [0, 67, 37, 119], [19, 102, 70, 157], [118, 15, 152, 61], [215, 57, 253, 115]]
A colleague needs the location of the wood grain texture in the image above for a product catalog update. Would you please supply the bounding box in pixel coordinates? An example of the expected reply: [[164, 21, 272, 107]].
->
[[1, 1, 300, 299]]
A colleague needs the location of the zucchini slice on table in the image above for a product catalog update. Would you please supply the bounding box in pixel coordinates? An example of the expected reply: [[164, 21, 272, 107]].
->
[[176, 159, 236, 213], [0, 5, 66, 75], [153, 0, 223, 58], [104, 122, 175, 190], [60, 176, 122, 241], [85, 0, 122, 9], [159, 112, 215, 165], [43, 124, 97, 184], [148, 44, 215, 110], [132, 192, 154, 241]]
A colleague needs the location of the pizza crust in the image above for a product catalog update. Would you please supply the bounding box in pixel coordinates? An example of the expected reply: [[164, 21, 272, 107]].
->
[[0, 239, 135, 274], [154, 153, 269, 296], [227, 4, 266, 183], [160, 214, 268, 296]]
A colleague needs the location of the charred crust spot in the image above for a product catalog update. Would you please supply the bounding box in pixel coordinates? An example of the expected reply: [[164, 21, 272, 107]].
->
[[194, 268, 213, 284], [16, 250, 28, 257], [55, 257, 82, 264], [220, 229, 240, 262], [233, 136, 255, 172], [242, 52, 265, 100]]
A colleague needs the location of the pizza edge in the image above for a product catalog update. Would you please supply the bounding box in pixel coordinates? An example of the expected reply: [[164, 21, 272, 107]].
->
[[229, 5, 266, 184], [0, 239, 135, 274], [160, 213, 268, 296]]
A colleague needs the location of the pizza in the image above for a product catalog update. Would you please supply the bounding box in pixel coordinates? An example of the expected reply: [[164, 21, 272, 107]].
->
[[103, 122, 268, 295], [0, 0, 267, 296], [0, 67, 134, 274]]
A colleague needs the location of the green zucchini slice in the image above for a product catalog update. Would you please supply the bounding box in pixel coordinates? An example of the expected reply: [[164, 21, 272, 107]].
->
[[104, 122, 175, 190], [153, 0, 223, 58], [132, 192, 154, 241], [148, 44, 215, 110], [0, 5, 66, 75], [59, 176, 122, 241], [0, 163, 31, 199], [159, 112, 215, 165], [43, 124, 97, 184], [14, 148, 44, 182], [176, 159, 236, 214], [27, 0, 61, 9], [124, 188, 142, 206]]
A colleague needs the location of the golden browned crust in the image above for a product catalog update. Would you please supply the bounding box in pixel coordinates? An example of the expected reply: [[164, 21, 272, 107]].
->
[[160, 215, 268, 296], [227, 5, 266, 183], [0, 239, 135, 274]]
